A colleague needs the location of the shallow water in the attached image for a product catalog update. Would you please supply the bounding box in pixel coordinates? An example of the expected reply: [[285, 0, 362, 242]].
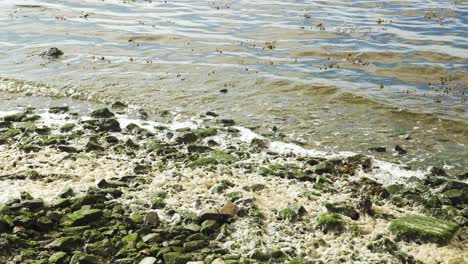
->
[[0, 0, 466, 173]]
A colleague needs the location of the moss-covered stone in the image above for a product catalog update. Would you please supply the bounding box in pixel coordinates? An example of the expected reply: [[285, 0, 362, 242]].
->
[[193, 127, 217, 138], [64, 208, 103, 226], [69, 252, 102, 264], [60, 123, 76, 132], [314, 161, 335, 174], [3, 112, 27, 122], [19, 144, 42, 153], [90, 108, 115, 119], [389, 215, 459, 245], [163, 252, 191, 264], [183, 240, 207, 252], [200, 220, 219, 234], [46, 236, 81, 252], [49, 251, 69, 264], [211, 150, 237, 163], [317, 212, 344, 233], [188, 157, 218, 168]]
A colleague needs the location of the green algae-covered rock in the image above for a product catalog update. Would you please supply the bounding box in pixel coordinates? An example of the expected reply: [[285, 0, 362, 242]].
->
[[90, 108, 115, 119], [193, 127, 217, 138], [211, 150, 237, 163], [200, 220, 219, 235], [64, 208, 103, 226], [70, 252, 102, 264], [183, 240, 207, 252], [46, 236, 81, 252], [3, 112, 27, 122], [49, 251, 69, 264], [163, 252, 191, 264], [314, 161, 335, 174], [389, 215, 459, 245], [317, 212, 343, 233], [188, 157, 218, 168]]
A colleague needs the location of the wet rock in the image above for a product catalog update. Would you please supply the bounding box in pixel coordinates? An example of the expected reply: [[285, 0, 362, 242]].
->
[[0, 121, 12, 128], [251, 138, 267, 149], [90, 108, 115, 119], [176, 132, 198, 144], [0, 215, 13, 232], [82, 119, 121, 132], [84, 239, 116, 256], [97, 179, 127, 189], [139, 257, 157, 264], [212, 150, 238, 163], [49, 106, 69, 114], [188, 157, 218, 168], [200, 220, 219, 234], [193, 127, 217, 138], [243, 183, 266, 192], [325, 202, 359, 220], [35, 216, 53, 231], [3, 112, 27, 122], [163, 252, 191, 264], [429, 167, 448, 177], [19, 144, 42, 153], [317, 212, 344, 233], [46, 236, 81, 252], [187, 144, 212, 153], [142, 233, 163, 243], [355, 196, 373, 215], [41, 47, 64, 58], [57, 145, 79, 153], [314, 161, 335, 174], [112, 101, 127, 109], [49, 251, 69, 264], [20, 198, 44, 210], [389, 215, 459, 245], [394, 145, 407, 155], [64, 208, 103, 226], [183, 240, 207, 252], [134, 164, 151, 175], [144, 211, 160, 226], [69, 252, 102, 264], [217, 119, 235, 126], [219, 202, 239, 218], [369, 146, 386, 153], [250, 250, 271, 261]]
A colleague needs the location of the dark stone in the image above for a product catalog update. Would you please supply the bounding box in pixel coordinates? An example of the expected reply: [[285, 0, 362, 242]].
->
[[369, 146, 386, 153], [20, 199, 44, 210], [395, 145, 407, 155], [46, 236, 81, 252], [176, 132, 198, 144], [430, 167, 448, 177], [90, 108, 115, 119], [49, 106, 70, 114], [64, 208, 103, 226], [187, 145, 212, 153], [3, 112, 27, 122], [82, 119, 121, 132], [314, 161, 335, 175], [58, 145, 79, 153], [325, 202, 359, 220], [41, 47, 64, 58]]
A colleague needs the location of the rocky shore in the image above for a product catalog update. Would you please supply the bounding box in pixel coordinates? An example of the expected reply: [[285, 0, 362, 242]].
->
[[0, 105, 466, 264]]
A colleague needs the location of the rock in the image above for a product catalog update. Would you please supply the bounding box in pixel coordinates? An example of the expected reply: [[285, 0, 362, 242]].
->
[[0, 215, 13, 232], [429, 167, 448, 176], [317, 212, 344, 233], [211, 150, 237, 163], [193, 128, 217, 138], [389, 215, 459, 245], [69, 252, 102, 264], [35, 216, 53, 231], [183, 240, 207, 252], [176, 132, 198, 144], [49, 106, 69, 114], [217, 119, 235, 126], [250, 249, 270, 261], [251, 138, 267, 149], [243, 184, 266, 192], [57, 145, 79, 153], [188, 157, 218, 168], [187, 145, 212, 153], [3, 112, 27, 122], [219, 202, 239, 218], [200, 220, 219, 234], [199, 210, 229, 222], [90, 108, 115, 119], [46, 236, 81, 252], [97, 179, 127, 189], [49, 251, 69, 264], [64, 208, 103, 226], [325, 202, 359, 220], [395, 145, 407, 155], [112, 101, 127, 109], [144, 211, 160, 226], [85, 138, 104, 152], [314, 161, 335, 174], [20, 198, 44, 210], [41, 47, 64, 58], [59, 188, 75, 198], [139, 257, 157, 264], [84, 239, 115, 256], [19, 144, 42, 153], [142, 233, 162, 243], [0, 121, 12, 128], [369, 146, 386, 153], [82, 118, 121, 132], [163, 252, 191, 264]]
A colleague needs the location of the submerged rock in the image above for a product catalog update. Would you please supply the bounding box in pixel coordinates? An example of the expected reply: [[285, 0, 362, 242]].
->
[[389, 215, 459, 245], [90, 108, 115, 119], [41, 47, 64, 58]]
